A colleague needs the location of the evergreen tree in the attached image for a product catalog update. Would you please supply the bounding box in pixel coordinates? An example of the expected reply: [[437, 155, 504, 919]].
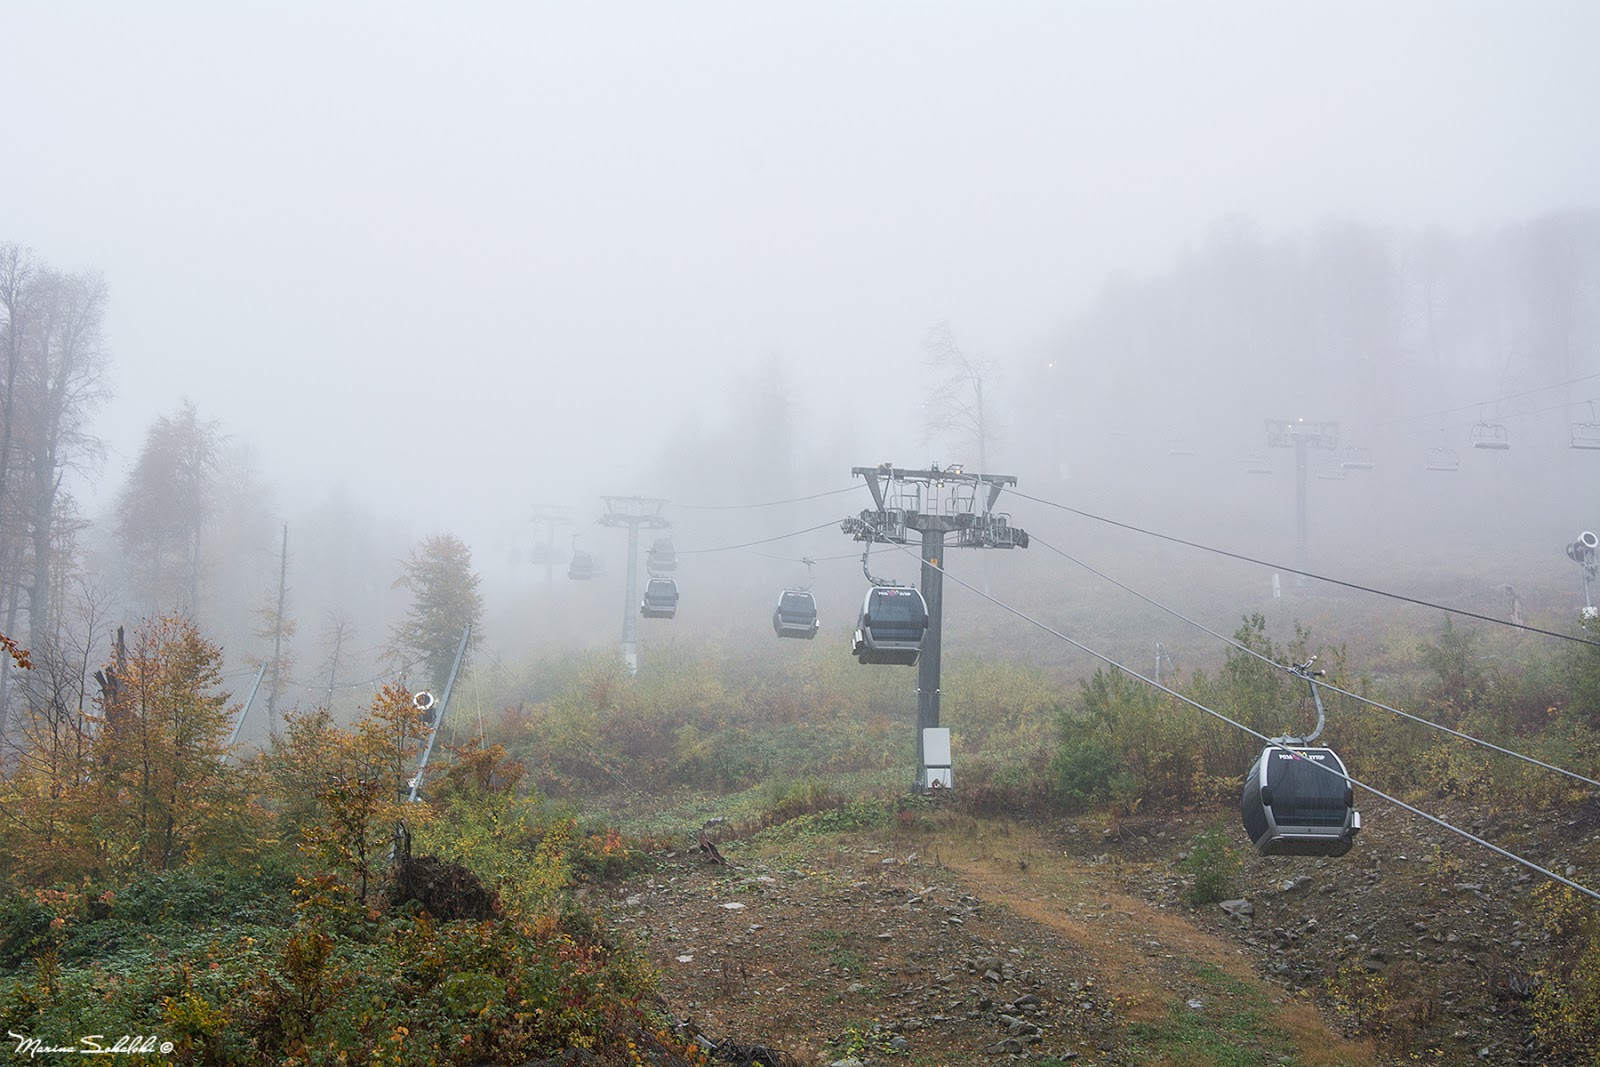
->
[[389, 534, 482, 693]]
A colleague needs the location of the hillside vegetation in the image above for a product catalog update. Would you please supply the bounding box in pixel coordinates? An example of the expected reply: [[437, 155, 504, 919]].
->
[[1, 606, 1599, 1065]]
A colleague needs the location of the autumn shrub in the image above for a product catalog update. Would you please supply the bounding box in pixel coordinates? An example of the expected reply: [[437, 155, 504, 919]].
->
[[955, 742, 1055, 816], [0, 831, 699, 1067], [1530, 883, 1600, 1064], [568, 825, 653, 883]]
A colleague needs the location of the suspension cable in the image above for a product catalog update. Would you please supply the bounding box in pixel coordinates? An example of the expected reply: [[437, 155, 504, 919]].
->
[[672, 486, 862, 510], [1030, 534, 1600, 791], [1010, 489, 1600, 648], [675, 519, 842, 555], [861, 527, 1600, 903]]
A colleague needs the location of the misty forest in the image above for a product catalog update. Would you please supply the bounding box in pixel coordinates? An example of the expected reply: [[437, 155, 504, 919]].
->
[[3, 6, 1600, 1067]]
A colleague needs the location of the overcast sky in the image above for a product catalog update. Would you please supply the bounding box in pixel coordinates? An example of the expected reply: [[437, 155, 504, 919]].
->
[[6, 1, 1598, 552]]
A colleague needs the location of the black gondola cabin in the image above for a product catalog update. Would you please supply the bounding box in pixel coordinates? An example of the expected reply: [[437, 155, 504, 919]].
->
[[567, 551, 594, 580], [1241, 745, 1360, 857], [851, 586, 928, 666], [773, 590, 819, 639], [641, 577, 679, 619]]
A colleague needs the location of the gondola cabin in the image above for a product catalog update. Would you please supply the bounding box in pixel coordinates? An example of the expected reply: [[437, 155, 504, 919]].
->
[[567, 551, 594, 580], [641, 577, 679, 619], [1241, 745, 1360, 857], [773, 590, 819, 639], [851, 586, 928, 666], [647, 537, 678, 573]]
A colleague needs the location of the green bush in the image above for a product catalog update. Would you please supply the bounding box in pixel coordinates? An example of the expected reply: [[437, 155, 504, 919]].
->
[[1181, 822, 1241, 906], [1049, 731, 1124, 812]]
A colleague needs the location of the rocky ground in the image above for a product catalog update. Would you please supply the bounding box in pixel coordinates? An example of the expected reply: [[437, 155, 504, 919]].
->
[[592, 796, 1600, 1066]]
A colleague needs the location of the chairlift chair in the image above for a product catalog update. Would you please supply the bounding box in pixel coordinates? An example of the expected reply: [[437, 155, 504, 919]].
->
[[1425, 446, 1459, 472], [1167, 439, 1196, 457], [851, 586, 928, 666], [773, 589, 820, 639], [1470, 422, 1511, 450], [640, 577, 679, 619], [1242, 452, 1272, 475], [1339, 447, 1374, 471]]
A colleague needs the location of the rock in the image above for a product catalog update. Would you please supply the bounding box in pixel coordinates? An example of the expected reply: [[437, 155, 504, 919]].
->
[[1186, 998, 1204, 1010], [1220, 899, 1254, 924], [982, 1038, 1025, 1055]]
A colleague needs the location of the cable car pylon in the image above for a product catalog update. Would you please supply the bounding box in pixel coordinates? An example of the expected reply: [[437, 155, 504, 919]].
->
[[841, 463, 1029, 793], [600, 496, 670, 674]]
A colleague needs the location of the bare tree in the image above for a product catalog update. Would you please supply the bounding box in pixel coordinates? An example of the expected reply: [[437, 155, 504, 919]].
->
[[317, 610, 354, 713], [922, 321, 1001, 472], [19, 269, 110, 644], [0, 245, 38, 572], [0, 253, 109, 738]]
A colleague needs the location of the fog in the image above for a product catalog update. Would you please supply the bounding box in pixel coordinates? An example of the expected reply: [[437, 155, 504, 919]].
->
[[4, 2, 1599, 706]]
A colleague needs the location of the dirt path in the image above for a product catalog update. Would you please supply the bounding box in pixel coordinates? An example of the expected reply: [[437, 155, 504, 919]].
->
[[606, 813, 1382, 1066], [944, 826, 1376, 1066]]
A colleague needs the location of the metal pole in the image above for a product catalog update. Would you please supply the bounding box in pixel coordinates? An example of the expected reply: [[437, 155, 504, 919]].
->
[[542, 522, 555, 588], [267, 522, 288, 738], [408, 623, 471, 803], [622, 521, 640, 674], [916, 527, 946, 791], [1294, 435, 1309, 583], [225, 660, 270, 754]]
